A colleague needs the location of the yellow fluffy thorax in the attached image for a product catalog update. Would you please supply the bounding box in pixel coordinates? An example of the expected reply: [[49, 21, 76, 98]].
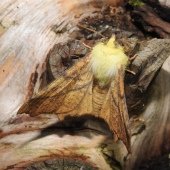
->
[[90, 37, 129, 87]]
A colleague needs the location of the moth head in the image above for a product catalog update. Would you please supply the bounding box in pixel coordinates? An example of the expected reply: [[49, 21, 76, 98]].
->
[[90, 36, 129, 87]]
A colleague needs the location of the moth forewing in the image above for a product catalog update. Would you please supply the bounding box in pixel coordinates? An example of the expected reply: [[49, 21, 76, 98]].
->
[[18, 37, 130, 151], [18, 56, 93, 116], [56, 71, 93, 119]]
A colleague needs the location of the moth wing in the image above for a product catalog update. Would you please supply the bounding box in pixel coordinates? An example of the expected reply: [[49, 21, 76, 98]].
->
[[18, 56, 93, 118], [100, 68, 130, 150]]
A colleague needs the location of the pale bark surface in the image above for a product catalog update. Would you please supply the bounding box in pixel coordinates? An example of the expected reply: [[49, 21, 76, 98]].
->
[[0, 115, 114, 170]]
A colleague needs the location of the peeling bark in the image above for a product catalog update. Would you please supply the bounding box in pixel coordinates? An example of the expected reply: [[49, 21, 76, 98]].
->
[[126, 56, 170, 170], [131, 2, 170, 38], [126, 38, 170, 114]]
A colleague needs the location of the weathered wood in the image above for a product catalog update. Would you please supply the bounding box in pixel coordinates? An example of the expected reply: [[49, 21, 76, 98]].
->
[[131, 3, 170, 38], [0, 113, 127, 170], [125, 39, 170, 113], [126, 56, 170, 170]]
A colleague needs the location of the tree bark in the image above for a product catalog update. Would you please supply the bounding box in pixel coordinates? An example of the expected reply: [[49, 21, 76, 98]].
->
[[131, 1, 170, 38], [0, 114, 115, 170], [126, 55, 170, 170]]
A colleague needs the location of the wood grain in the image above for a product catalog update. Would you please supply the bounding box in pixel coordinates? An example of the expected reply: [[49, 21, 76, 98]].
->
[[126, 56, 170, 169]]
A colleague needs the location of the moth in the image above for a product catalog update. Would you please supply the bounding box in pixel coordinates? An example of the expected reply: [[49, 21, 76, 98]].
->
[[18, 37, 130, 150]]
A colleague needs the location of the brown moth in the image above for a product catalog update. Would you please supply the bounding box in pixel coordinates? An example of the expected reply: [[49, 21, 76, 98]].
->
[[18, 37, 130, 151]]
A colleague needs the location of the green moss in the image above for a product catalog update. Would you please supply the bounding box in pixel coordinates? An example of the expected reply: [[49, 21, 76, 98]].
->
[[129, 0, 144, 7]]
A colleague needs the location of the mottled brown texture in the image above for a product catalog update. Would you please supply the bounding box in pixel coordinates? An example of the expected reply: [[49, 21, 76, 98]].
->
[[18, 54, 130, 151]]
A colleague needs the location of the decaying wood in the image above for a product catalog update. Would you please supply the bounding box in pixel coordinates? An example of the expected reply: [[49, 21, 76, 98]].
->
[[143, 0, 170, 19], [124, 38, 170, 169], [131, 3, 170, 38], [130, 39, 170, 91], [126, 56, 170, 170], [0, 116, 109, 170], [126, 38, 170, 113], [0, 113, 127, 170]]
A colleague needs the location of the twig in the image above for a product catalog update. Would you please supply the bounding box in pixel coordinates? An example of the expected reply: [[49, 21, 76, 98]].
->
[[77, 24, 105, 38], [82, 42, 92, 49]]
